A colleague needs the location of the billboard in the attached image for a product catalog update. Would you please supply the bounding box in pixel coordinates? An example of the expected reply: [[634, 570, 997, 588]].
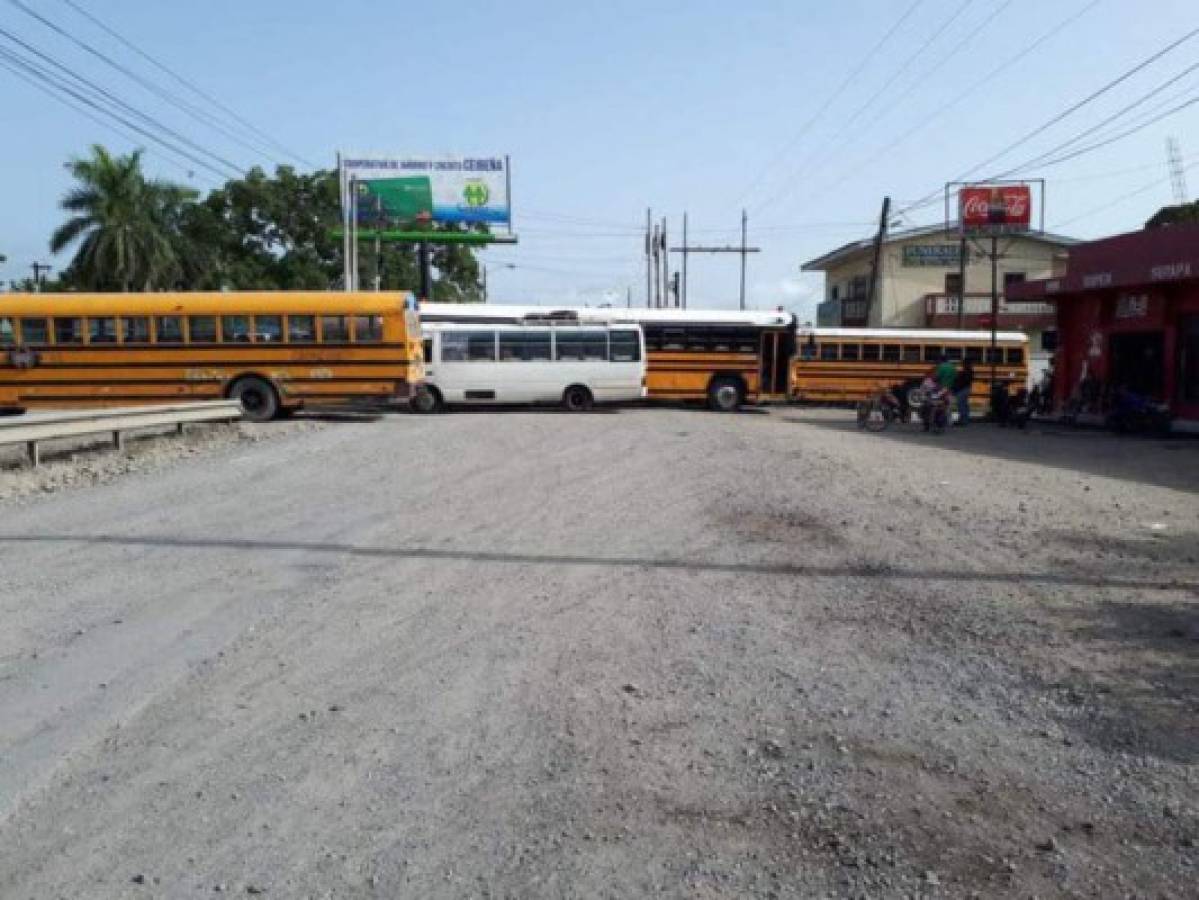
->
[[959, 184, 1032, 236], [340, 155, 510, 227]]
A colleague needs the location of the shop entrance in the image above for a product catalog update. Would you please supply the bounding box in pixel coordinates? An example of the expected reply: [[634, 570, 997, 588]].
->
[[1179, 315, 1199, 418], [1109, 331, 1165, 397]]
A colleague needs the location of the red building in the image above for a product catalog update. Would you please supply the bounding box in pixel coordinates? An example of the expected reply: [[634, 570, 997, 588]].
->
[[1008, 223, 1199, 430]]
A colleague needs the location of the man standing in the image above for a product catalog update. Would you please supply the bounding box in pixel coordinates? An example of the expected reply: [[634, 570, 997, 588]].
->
[[953, 358, 975, 427], [935, 354, 957, 392]]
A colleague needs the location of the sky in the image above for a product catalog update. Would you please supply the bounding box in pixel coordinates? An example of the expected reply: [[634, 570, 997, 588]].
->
[[1, 0, 1198, 321]]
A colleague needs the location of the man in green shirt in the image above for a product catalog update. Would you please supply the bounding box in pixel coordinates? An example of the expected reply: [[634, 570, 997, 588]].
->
[[935, 355, 957, 391]]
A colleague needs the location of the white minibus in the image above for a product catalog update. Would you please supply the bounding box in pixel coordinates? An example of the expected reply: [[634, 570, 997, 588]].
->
[[412, 322, 647, 412]]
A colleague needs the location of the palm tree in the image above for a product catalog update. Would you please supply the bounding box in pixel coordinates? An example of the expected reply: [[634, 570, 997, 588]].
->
[[50, 145, 196, 291]]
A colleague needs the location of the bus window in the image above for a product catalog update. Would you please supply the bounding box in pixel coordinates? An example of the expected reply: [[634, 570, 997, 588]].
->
[[841, 343, 860, 361], [320, 316, 349, 343], [353, 315, 383, 342], [556, 330, 608, 361], [466, 330, 497, 361], [499, 330, 551, 361], [985, 347, 1003, 364], [923, 345, 943, 362], [732, 329, 759, 353], [223, 316, 252, 342], [441, 332, 468, 361], [1006, 347, 1024, 365], [423, 338, 433, 364], [882, 344, 901, 362], [819, 343, 838, 361], [89, 317, 119, 344], [862, 344, 881, 362], [965, 345, 983, 363], [156, 316, 185, 343], [902, 345, 921, 363], [610, 330, 641, 362], [189, 316, 217, 343], [54, 318, 85, 344], [641, 326, 664, 351], [287, 315, 316, 343], [661, 328, 686, 350], [685, 329, 709, 351], [20, 318, 49, 345], [800, 338, 818, 360], [256, 315, 283, 343], [121, 317, 151, 343], [0, 317, 14, 345], [944, 346, 963, 361]]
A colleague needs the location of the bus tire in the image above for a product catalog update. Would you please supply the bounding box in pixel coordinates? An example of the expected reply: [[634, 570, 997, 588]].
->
[[562, 385, 593, 412], [229, 376, 280, 422], [707, 377, 743, 412], [410, 385, 443, 414]]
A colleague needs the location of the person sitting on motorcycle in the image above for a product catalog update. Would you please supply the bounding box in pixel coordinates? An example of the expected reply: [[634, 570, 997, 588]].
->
[[919, 375, 949, 432]]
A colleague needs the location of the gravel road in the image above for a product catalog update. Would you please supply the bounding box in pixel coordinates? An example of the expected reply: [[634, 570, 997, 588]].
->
[[0, 407, 1195, 898]]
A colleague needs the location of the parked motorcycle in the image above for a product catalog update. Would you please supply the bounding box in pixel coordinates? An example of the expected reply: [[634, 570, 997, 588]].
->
[[1106, 387, 1171, 435]]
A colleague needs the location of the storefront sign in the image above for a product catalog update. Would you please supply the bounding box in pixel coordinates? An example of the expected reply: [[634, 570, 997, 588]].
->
[[959, 184, 1033, 235], [1115, 293, 1150, 319], [1150, 262, 1193, 281], [902, 244, 961, 267]]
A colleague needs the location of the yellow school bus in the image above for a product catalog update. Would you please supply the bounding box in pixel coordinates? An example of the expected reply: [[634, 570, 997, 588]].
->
[[0, 291, 423, 421], [420, 303, 796, 410], [790, 328, 1029, 408]]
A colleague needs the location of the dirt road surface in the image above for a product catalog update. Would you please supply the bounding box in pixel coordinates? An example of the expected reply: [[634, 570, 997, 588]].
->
[[1, 408, 1195, 898]]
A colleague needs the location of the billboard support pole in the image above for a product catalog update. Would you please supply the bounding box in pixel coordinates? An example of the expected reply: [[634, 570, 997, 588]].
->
[[349, 176, 359, 292], [957, 236, 967, 329], [338, 153, 350, 291], [418, 240, 432, 301], [990, 233, 999, 393]]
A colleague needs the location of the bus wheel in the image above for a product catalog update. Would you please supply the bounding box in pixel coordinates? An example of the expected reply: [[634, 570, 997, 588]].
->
[[562, 385, 593, 412], [230, 376, 279, 422], [707, 377, 743, 412], [410, 385, 443, 414]]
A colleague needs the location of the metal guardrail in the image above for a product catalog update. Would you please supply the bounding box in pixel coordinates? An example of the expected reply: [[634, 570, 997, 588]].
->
[[0, 401, 242, 467]]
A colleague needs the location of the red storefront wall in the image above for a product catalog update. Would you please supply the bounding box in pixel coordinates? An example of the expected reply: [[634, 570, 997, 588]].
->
[[1010, 224, 1199, 425]]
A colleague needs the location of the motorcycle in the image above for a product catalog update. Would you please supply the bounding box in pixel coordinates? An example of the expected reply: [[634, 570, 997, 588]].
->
[[1106, 387, 1172, 435], [918, 385, 950, 434]]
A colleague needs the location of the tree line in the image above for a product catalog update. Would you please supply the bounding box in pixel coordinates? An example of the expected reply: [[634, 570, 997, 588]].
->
[[8, 144, 484, 300]]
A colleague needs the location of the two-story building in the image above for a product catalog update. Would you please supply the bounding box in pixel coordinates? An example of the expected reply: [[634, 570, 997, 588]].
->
[[802, 224, 1078, 382]]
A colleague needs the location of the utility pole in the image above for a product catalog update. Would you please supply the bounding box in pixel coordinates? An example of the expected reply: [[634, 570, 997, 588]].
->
[[661, 220, 671, 311], [670, 211, 760, 310], [645, 208, 653, 307], [482, 265, 488, 302], [990, 233, 999, 392], [626, 285, 632, 308], [863, 197, 890, 326], [651, 222, 661, 308], [31, 262, 51, 292], [681, 212, 689, 308]]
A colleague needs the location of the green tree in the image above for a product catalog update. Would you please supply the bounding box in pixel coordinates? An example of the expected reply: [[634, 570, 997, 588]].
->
[[50, 145, 196, 290], [1145, 201, 1199, 229]]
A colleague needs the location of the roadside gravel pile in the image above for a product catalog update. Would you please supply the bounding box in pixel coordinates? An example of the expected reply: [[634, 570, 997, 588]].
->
[[0, 418, 322, 505]]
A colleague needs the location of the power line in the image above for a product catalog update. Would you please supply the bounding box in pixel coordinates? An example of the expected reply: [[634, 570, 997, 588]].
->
[[752, 0, 984, 217], [7, 0, 276, 170], [57, 0, 315, 168], [0, 40, 237, 181], [735, 0, 925, 207], [0, 26, 242, 178], [0, 50, 206, 183], [784, 0, 1098, 227], [991, 60, 1199, 180], [896, 22, 1199, 218], [1051, 157, 1199, 228]]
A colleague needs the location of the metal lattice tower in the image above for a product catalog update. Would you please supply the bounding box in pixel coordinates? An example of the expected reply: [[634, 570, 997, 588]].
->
[[1167, 137, 1189, 204]]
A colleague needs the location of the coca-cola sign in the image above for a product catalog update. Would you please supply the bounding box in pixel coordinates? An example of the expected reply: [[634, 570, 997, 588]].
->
[[959, 184, 1032, 235]]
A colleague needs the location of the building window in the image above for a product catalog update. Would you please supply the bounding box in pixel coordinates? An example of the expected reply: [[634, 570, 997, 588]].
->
[[830, 284, 840, 301], [1003, 272, 1026, 291], [1040, 329, 1059, 352], [944, 273, 962, 295]]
